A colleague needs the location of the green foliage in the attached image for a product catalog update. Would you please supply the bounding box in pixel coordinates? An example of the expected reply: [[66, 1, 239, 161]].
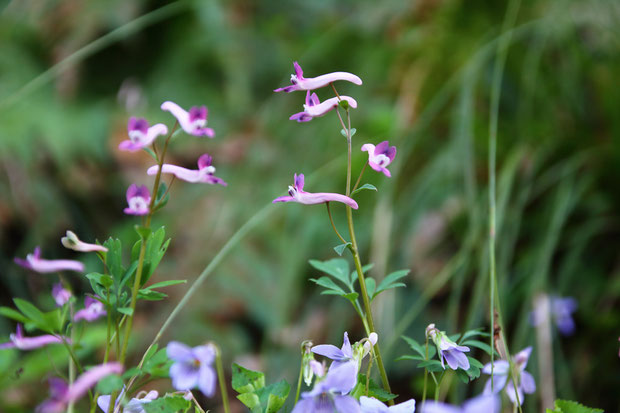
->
[[350, 184, 377, 197], [143, 395, 192, 413], [231, 364, 290, 413], [95, 374, 123, 394], [131, 227, 171, 286], [333, 242, 352, 256], [5, 299, 62, 333], [546, 400, 604, 413], [350, 374, 397, 402]]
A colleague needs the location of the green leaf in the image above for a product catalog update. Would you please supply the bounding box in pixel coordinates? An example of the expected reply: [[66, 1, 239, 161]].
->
[[143, 147, 158, 161], [374, 269, 409, 297], [137, 289, 167, 301], [135, 225, 152, 241], [231, 363, 265, 394], [104, 238, 124, 283], [144, 280, 187, 290], [365, 277, 376, 300], [333, 242, 351, 256], [351, 263, 374, 285], [117, 307, 134, 316], [86, 272, 113, 289], [547, 400, 604, 413], [141, 227, 171, 285], [153, 182, 170, 212], [143, 395, 192, 413], [460, 328, 489, 341], [237, 392, 261, 409], [342, 292, 359, 303], [0, 307, 30, 324], [13, 298, 51, 333], [309, 258, 350, 286], [401, 336, 426, 358], [351, 183, 378, 197], [261, 380, 290, 412], [350, 374, 397, 402], [462, 339, 495, 355], [95, 374, 123, 394], [310, 277, 347, 295]]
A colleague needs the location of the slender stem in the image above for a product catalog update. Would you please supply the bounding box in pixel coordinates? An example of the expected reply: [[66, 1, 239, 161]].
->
[[91, 288, 113, 413], [422, 338, 429, 406], [434, 372, 445, 402], [365, 350, 373, 396], [330, 82, 341, 100], [294, 349, 305, 404], [325, 202, 347, 245], [352, 162, 368, 193], [214, 344, 230, 413]]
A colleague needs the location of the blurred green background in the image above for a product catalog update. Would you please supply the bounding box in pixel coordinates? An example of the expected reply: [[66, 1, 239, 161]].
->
[[0, 0, 619, 411]]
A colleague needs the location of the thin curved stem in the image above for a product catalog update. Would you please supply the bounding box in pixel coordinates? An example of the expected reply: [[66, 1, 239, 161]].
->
[[352, 162, 368, 193], [214, 344, 230, 413], [325, 202, 347, 245]]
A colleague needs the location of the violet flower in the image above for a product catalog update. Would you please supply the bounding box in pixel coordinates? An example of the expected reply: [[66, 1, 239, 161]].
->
[[273, 173, 358, 209], [124, 184, 151, 216], [483, 347, 536, 406], [360, 396, 416, 413], [0, 324, 66, 350], [167, 341, 217, 397], [161, 101, 214, 137], [531, 295, 577, 336], [36, 363, 123, 413], [52, 283, 72, 307], [420, 395, 499, 413], [119, 117, 168, 152], [74, 297, 106, 322], [292, 360, 360, 413], [275, 61, 362, 93], [290, 91, 358, 122], [146, 154, 226, 186], [97, 389, 159, 413], [14, 247, 84, 274], [361, 141, 397, 177], [61, 230, 108, 253], [426, 324, 470, 371], [312, 332, 354, 370]]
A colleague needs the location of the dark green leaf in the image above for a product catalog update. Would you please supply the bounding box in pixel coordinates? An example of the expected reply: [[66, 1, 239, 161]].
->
[[351, 263, 374, 285], [401, 336, 426, 358], [137, 289, 167, 301], [86, 272, 113, 289], [0, 307, 30, 324], [144, 280, 187, 290], [231, 363, 265, 393], [13, 298, 51, 333], [143, 395, 192, 413], [351, 183, 378, 197], [350, 374, 397, 402], [547, 400, 604, 413], [135, 225, 152, 241], [365, 277, 376, 300], [309, 276, 347, 295], [117, 307, 134, 316]]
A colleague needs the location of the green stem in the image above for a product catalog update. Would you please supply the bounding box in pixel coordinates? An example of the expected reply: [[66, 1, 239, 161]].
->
[[294, 344, 307, 405], [214, 344, 230, 413], [351, 162, 368, 194], [325, 202, 347, 245], [434, 372, 445, 402], [422, 338, 429, 406]]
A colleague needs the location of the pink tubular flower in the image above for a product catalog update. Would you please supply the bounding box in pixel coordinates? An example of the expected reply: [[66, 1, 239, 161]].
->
[[124, 184, 151, 216], [146, 154, 227, 186], [36, 363, 123, 413], [119, 117, 168, 152], [0, 324, 67, 351], [275, 61, 362, 93], [273, 173, 358, 209], [52, 283, 72, 307], [161, 101, 214, 137], [14, 247, 84, 274], [74, 297, 106, 322], [290, 91, 357, 122], [61, 230, 108, 253], [361, 141, 397, 178]]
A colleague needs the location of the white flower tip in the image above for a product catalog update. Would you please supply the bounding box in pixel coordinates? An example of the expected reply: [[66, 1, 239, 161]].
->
[[368, 332, 378, 346]]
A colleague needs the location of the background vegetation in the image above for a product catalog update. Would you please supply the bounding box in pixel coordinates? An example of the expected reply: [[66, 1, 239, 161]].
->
[[0, 0, 618, 411]]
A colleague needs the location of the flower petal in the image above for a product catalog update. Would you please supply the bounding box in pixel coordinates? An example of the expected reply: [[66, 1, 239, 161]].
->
[[167, 341, 195, 362], [360, 396, 388, 413], [334, 395, 361, 413], [311, 344, 347, 361], [170, 362, 199, 390], [198, 364, 216, 397]]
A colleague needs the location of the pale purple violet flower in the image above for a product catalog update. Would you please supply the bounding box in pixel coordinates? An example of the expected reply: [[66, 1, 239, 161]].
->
[[273, 173, 358, 209], [36, 363, 123, 413], [360, 396, 416, 413], [312, 332, 354, 370], [146, 154, 226, 186], [61, 230, 108, 253], [161, 101, 214, 137], [426, 324, 470, 371], [531, 295, 577, 336], [290, 91, 358, 122], [0, 324, 66, 350], [420, 395, 499, 413], [97, 389, 159, 413], [52, 283, 72, 307], [361, 141, 397, 177], [74, 296, 106, 322], [119, 117, 168, 152], [483, 347, 536, 406], [275, 61, 362, 93], [14, 247, 84, 274], [167, 341, 217, 397], [124, 184, 151, 216], [292, 360, 360, 413]]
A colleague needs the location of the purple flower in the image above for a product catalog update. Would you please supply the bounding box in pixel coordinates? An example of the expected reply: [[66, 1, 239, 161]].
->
[[420, 395, 499, 413], [292, 360, 360, 413], [273, 173, 358, 209], [361, 141, 397, 177], [0, 324, 67, 350], [97, 389, 159, 413], [290, 91, 358, 122], [124, 184, 151, 216], [426, 324, 470, 371], [275, 61, 362, 93], [14, 247, 84, 274], [74, 296, 106, 322], [483, 347, 536, 406], [161, 101, 214, 137], [360, 396, 416, 413], [119, 117, 168, 152], [146, 154, 227, 186], [36, 363, 123, 413], [61, 230, 108, 253], [531, 295, 577, 336], [167, 341, 217, 397], [52, 283, 72, 307], [312, 332, 354, 370]]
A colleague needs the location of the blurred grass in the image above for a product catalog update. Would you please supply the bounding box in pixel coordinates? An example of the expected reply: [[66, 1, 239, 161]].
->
[[0, 0, 619, 411]]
